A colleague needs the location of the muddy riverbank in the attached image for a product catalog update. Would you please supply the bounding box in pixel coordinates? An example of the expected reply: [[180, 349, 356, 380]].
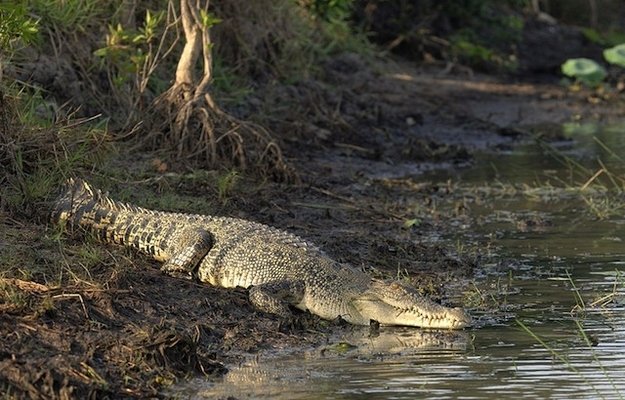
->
[[1, 54, 624, 398]]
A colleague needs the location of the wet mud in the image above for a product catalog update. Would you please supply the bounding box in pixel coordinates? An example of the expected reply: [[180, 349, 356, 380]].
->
[[2, 53, 624, 398]]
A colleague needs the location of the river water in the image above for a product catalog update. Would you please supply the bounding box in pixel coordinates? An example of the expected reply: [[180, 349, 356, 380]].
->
[[181, 124, 625, 399]]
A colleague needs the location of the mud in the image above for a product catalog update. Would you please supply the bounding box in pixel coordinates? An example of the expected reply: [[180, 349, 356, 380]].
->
[[2, 53, 625, 398]]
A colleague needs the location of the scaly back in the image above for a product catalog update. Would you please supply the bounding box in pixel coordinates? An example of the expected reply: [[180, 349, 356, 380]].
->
[[52, 178, 156, 227]]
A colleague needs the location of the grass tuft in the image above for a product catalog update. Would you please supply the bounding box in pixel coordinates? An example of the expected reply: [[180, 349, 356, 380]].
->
[[0, 91, 112, 218]]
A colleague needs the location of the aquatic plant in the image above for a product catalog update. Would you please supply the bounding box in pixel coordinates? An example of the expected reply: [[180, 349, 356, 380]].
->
[[561, 58, 607, 87], [561, 42, 625, 88], [517, 271, 625, 399], [603, 43, 625, 68]]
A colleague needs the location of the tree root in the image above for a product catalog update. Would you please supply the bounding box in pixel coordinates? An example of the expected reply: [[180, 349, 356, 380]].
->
[[147, 83, 294, 181]]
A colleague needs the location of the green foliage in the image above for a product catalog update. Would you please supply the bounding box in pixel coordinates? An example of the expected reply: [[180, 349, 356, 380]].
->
[[14, 88, 55, 127], [0, 4, 39, 52], [199, 9, 221, 29], [442, 1, 524, 71], [561, 58, 607, 87], [451, 35, 494, 66], [442, 0, 526, 40], [303, 0, 353, 23], [402, 218, 422, 229], [581, 27, 604, 45], [29, 0, 100, 30], [0, 87, 112, 215], [2, 125, 111, 213], [603, 44, 625, 68], [450, 33, 518, 71], [211, 57, 252, 103], [216, 170, 240, 203], [579, 28, 625, 48], [581, 27, 625, 47], [600, 31, 625, 47], [94, 10, 165, 90], [297, 0, 372, 61]]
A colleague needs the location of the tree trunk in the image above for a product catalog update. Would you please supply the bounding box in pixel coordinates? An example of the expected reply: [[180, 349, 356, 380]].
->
[[147, 0, 291, 180], [175, 0, 203, 91]]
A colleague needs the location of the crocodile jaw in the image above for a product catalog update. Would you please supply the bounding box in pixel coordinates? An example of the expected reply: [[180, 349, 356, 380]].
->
[[351, 280, 471, 329]]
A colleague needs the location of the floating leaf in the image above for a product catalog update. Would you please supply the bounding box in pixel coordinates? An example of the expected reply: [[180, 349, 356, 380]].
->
[[561, 58, 606, 87], [603, 44, 625, 68]]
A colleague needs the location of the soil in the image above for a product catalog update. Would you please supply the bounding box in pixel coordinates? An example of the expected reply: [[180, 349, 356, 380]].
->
[[2, 51, 625, 398]]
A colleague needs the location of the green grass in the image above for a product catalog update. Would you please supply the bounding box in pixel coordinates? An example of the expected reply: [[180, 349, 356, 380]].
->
[[107, 169, 249, 216], [1, 80, 113, 212], [517, 316, 623, 399], [516, 271, 625, 399], [30, 0, 103, 30], [216, 170, 240, 203], [0, 279, 28, 310], [0, 82, 119, 296], [517, 319, 610, 398], [443, 135, 625, 220], [463, 269, 514, 311]]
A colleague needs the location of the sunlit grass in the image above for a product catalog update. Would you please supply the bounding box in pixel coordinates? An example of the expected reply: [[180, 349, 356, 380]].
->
[[428, 131, 625, 220], [463, 273, 512, 310]]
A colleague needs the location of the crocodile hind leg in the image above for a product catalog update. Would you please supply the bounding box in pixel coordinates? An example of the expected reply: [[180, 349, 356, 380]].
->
[[160, 228, 213, 280], [248, 280, 305, 318]]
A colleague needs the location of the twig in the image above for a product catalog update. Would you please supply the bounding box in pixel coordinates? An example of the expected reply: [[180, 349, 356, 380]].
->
[[311, 187, 404, 220], [52, 293, 90, 319], [580, 168, 605, 191]]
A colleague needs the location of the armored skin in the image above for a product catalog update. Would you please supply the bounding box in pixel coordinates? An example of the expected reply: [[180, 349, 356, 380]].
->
[[52, 178, 470, 329]]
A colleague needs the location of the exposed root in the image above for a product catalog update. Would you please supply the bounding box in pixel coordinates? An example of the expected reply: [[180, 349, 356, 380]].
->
[[139, 0, 295, 181], [148, 83, 294, 181]]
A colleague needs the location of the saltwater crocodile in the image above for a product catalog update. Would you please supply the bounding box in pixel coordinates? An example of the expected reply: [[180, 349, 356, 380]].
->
[[52, 178, 470, 329]]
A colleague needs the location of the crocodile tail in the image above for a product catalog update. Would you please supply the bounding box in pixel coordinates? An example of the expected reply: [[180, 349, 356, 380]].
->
[[51, 178, 153, 227], [51, 178, 101, 226]]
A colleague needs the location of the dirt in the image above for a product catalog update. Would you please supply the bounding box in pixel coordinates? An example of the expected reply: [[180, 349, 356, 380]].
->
[[2, 51, 625, 398]]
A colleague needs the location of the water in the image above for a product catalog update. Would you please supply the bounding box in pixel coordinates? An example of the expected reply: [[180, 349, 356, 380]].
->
[[181, 124, 625, 399]]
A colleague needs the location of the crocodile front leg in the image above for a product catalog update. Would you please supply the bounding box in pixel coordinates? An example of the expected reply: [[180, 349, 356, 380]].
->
[[160, 228, 213, 280], [248, 280, 305, 318]]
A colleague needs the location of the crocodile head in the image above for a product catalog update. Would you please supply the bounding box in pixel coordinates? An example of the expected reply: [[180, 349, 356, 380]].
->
[[350, 279, 471, 329]]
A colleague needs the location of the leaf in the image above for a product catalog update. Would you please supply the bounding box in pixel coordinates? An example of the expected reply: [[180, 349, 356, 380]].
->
[[603, 44, 625, 68], [132, 34, 147, 44], [561, 58, 606, 87], [93, 47, 109, 57], [199, 9, 222, 29], [403, 218, 421, 229]]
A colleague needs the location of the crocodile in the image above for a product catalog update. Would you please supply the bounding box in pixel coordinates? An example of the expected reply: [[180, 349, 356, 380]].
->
[[51, 178, 471, 329]]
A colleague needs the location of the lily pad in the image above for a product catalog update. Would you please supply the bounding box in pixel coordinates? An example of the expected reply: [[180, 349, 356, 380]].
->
[[561, 58, 606, 87], [603, 44, 625, 68]]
